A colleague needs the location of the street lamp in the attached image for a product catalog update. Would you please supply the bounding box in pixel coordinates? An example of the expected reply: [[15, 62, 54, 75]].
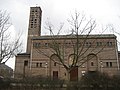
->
[[100, 61, 103, 73], [45, 62, 48, 76]]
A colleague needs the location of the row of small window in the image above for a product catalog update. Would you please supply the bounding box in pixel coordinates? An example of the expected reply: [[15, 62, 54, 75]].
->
[[36, 63, 42, 67], [24, 60, 113, 68], [31, 9, 38, 12], [97, 42, 113, 46], [33, 41, 113, 48], [30, 62, 46, 68], [35, 62, 57, 68], [33, 43, 49, 48], [88, 62, 113, 67], [85, 41, 113, 47], [24, 61, 49, 68], [106, 62, 113, 67]]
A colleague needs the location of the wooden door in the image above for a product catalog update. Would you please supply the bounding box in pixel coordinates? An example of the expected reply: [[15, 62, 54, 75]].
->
[[53, 71, 58, 79], [70, 66, 78, 81]]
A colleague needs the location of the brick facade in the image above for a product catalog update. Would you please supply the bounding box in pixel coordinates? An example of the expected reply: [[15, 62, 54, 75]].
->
[[14, 7, 120, 80]]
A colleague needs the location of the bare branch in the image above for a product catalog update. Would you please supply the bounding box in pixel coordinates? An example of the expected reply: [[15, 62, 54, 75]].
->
[[0, 10, 22, 63]]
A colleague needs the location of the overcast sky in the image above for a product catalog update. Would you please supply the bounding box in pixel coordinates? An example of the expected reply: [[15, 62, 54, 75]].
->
[[0, 0, 120, 69]]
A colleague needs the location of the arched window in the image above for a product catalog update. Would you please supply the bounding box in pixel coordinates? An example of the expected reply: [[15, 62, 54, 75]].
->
[[50, 54, 60, 66], [68, 54, 77, 66]]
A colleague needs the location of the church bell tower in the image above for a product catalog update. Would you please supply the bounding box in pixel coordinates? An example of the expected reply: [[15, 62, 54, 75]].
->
[[26, 7, 42, 53]]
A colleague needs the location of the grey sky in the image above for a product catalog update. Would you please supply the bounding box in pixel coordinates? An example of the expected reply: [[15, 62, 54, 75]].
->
[[0, 0, 120, 69]]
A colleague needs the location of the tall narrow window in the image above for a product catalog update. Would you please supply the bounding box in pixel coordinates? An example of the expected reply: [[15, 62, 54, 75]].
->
[[91, 62, 94, 66], [36, 63, 39, 67], [54, 62, 57, 66], [110, 62, 112, 67], [106, 62, 109, 67], [24, 61, 28, 66], [40, 63, 42, 67]]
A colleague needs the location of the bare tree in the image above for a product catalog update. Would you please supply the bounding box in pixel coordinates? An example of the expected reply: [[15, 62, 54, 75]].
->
[[108, 24, 120, 47], [36, 11, 110, 80], [0, 11, 22, 64]]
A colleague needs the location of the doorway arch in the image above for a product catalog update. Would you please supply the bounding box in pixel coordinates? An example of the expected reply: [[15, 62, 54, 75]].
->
[[87, 54, 98, 71]]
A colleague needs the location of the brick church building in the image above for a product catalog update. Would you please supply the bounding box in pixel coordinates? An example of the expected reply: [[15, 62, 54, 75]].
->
[[15, 6, 120, 80]]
